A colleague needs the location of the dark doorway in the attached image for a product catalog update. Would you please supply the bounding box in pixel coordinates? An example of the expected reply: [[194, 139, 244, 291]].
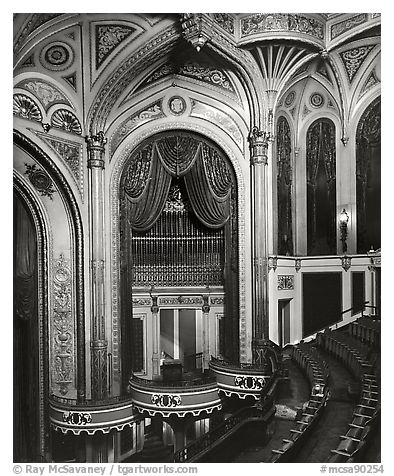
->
[[278, 299, 291, 348]]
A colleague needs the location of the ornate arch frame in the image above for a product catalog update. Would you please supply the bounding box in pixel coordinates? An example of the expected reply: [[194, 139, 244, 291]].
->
[[13, 172, 49, 459], [109, 120, 249, 380]]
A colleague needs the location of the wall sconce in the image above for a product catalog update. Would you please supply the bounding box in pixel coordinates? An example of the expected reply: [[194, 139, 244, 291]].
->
[[339, 209, 349, 253]]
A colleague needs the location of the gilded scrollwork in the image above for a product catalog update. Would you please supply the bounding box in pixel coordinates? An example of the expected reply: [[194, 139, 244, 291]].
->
[[52, 253, 75, 396]]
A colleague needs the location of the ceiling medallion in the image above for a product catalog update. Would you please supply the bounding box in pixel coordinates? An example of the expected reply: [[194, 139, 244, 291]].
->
[[40, 42, 74, 71], [24, 163, 56, 200], [310, 92, 324, 108], [168, 96, 186, 116], [284, 91, 296, 107]]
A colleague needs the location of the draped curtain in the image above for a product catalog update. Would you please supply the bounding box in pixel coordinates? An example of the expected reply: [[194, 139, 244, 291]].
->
[[356, 98, 381, 253], [277, 116, 293, 256], [120, 133, 239, 374], [306, 119, 336, 255], [13, 193, 39, 461]]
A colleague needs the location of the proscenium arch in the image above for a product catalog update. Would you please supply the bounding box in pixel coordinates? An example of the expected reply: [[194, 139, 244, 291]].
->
[[109, 121, 249, 386], [13, 174, 49, 461], [13, 130, 86, 402]]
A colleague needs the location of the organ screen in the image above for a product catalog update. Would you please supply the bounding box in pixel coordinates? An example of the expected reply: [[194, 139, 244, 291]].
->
[[131, 181, 225, 287]]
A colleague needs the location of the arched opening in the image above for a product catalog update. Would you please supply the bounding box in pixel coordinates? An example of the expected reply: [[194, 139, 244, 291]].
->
[[306, 118, 336, 255], [13, 190, 42, 461], [276, 116, 293, 256], [356, 97, 381, 253], [119, 131, 239, 388]]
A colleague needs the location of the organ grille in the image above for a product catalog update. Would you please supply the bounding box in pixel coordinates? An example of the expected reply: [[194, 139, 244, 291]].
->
[[131, 182, 224, 287]]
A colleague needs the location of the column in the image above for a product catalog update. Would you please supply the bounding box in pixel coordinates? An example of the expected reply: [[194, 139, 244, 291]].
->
[[151, 296, 160, 376], [86, 131, 108, 400], [248, 127, 271, 360], [202, 295, 210, 370]]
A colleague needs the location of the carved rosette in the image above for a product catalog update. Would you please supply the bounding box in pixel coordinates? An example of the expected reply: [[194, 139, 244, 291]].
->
[[24, 163, 56, 200], [52, 253, 75, 396]]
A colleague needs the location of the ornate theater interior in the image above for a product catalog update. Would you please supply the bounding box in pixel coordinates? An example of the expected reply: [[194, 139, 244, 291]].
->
[[13, 13, 381, 463]]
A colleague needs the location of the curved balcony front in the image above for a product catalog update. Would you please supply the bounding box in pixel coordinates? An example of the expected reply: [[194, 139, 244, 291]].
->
[[49, 395, 141, 435], [209, 358, 272, 400], [128, 374, 222, 418]]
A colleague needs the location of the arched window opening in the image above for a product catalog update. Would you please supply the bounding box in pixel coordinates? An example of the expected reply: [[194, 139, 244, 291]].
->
[[306, 119, 336, 255], [119, 132, 239, 385], [276, 116, 293, 256], [356, 98, 381, 253]]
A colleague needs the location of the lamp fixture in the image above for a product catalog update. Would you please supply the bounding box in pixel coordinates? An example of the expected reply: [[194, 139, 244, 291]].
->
[[339, 208, 349, 253]]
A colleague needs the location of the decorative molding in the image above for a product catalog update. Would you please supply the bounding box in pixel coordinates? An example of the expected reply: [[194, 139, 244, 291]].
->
[[277, 275, 294, 290], [24, 163, 56, 199], [151, 394, 182, 408], [341, 256, 352, 272], [210, 297, 224, 305], [212, 13, 235, 35], [360, 69, 380, 97], [63, 411, 92, 426], [14, 14, 61, 53], [268, 256, 278, 272], [295, 258, 301, 272], [63, 72, 77, 91], [234, 375, 266, 390], [168, 96, 186, 116], [53, 253, 75, 396], [191, 100, 243, 151], [132, 298, 152, 307], [302, 104, 311, 118], [110, 101, 163, 156], [180, 62, 235, 93], [35, 133, 84, 199], [16, 79, 72, 111], [95, 24, 136, 68], [158, 296, 203, 306], [339, 45, 375, 83], [13, 93, 42, 122], [330, 14, 368, 40], [51, 109, 82, 135], [241, 14, 324, 40], [40, 41, 75, 71]]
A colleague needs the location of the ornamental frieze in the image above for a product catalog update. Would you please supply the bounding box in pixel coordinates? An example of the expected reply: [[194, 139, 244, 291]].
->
[[241, 14, 324, 40], [339, 45, 376, 83], [330, 14, 368, 40], [53, 253, 75, 395], [278, 275, 294, 290], [151, 394, 182, 407], [15, 79, 72, 111], [234, 375, 266, 390], [158, 296, 203, 306], [210, 297, 224, 305], [132, 298, 152, 306], [95, 24, 136, 67], [110, 102, 164, 156], [63, 411, 92, 426], [36, 133, 84, 199], [212, 13, 235, 34], [191, 101, 243, 151]]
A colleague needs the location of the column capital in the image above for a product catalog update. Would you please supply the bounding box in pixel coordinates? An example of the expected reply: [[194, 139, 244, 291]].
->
[[248, 127, 272, 165], [86, 131, 107, 169]]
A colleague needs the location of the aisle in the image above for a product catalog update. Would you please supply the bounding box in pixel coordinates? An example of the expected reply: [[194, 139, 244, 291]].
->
[[291, 348, 356, 463], [232, 356, 310, 462]]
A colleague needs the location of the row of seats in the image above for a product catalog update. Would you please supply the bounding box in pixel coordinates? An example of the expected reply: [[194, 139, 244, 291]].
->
[[317, 331, 373, 380], [349, 315, 380, 348], [268, 345, 329, 462], [328, 374, 380, 463], [317, 330, 380, 463]]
